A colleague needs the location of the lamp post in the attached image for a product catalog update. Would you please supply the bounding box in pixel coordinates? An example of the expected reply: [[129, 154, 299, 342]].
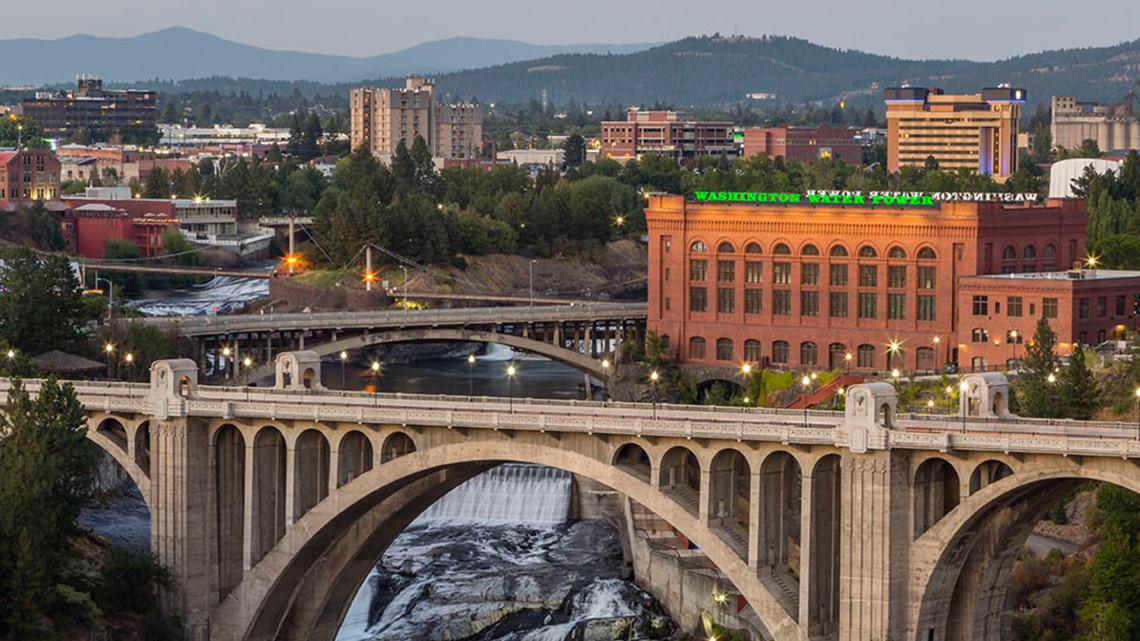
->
[[932, 336, 941, 373], [507, 363, 517, 413], [1009, 330, 1019, 369], [242, 356, 252, 386], [124, 352, 134, 382], [740, 363, 752, 405], [891, 368, 901, 392], [94, 277, 114, 323], [844, 352, 852, 374], [801, 375, 812, 427], [104, 342, 114, 379], [650, 370, 660, 420], [1134, 387, 1140, 441], [222, 346, 232, 383], [467, 353, 476, 397], [339, 350, 348, 389], [959, 380, 970, 433], [370, 360, 381, 393], [888, 340, 901, 372], [529, 259, 536, 307]]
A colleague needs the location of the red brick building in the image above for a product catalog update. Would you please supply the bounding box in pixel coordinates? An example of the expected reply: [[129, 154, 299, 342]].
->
[[958, 270, 1140, 370], [646, 193, 1088, 372], [0, 149, 61, 205], [741, 125, 863, 165], [600, 109, 735, 160], [61, 203, 179, 258]]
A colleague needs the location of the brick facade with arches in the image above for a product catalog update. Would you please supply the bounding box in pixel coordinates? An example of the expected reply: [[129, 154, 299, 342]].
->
[[646, 194, 1088, 373]]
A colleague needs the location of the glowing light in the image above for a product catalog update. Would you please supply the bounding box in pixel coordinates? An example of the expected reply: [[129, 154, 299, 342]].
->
[[740, 363, 752, 375], [242, 356, 252, 368], [650, 370, 659, 383], [371, 361, 381, 373], [340, 350, 348, 361], [801, 375, 811, 387], [222, 346, 232, 357], [507, 364, 517, 378], [1085, 254, 1099, 268], [5, 349, 13, 359], [712, 591, 729, 604], [104, 343, 114, 354], [468, 354, 476, 365], [601, 358, 611, 369], [125, 353, 134, 364]]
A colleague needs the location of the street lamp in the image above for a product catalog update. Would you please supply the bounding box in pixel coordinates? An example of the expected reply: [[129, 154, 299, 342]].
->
[[801, 375, 812, 427], [124, 352, 134, 381], [94, 277, 114, 323], [888, 340, 901, 371], [222, 346, 232, 382], [339, 350, 348, 389], [529, 259, 536, 307], [650, 370, 660, 419], [891, 368, 901, 392], [506, 363, 517, 413], [740, 363, 752, 405], [104, 342, 114, 378], [959, 380, 970, 433], [467, 353, 477, 397], [844, 352, 852, 374], [242, 356, 252, 385], [932, 336, 941, 373], [1009, 330, 1019, 369], [370, 360, 381, 393]]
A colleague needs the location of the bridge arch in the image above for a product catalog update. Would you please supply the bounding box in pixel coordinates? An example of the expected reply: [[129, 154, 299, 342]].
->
[[294, 430, 330, 521], [911, 459, 1140, 641], [84, 413, 152, 508], [247, 328, 613, 383], [659, 445, 702, 515], [380, 431, 416, 463], [252, 426, 287, 564], [612, 442, 652, 482], [214, 424, 246, 601], [913, 457, 961, 538], [209, 440, 802, 641], [336, 430, 374, 487]]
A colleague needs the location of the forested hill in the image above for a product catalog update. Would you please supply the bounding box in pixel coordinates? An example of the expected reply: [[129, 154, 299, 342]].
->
[[412, 35, 1140, 109]]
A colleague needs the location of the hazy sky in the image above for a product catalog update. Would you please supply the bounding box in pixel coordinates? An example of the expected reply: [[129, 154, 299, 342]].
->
[[4, 0, 1138, 61]]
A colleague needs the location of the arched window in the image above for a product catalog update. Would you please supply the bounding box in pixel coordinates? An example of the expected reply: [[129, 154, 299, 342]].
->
[[972, 328, 989, 343], [660, 335, 670, 349], [1002, 245, 1016, 260], [689, 336, 706, 360], [1023, 245, 1037, 259], [829, 245, 849, 257], [859, 245, 878, 258], [800, 341, 818, 366], [745, 242, 763, 254], [716, 338, 734, 361], [1043, 244, 1056, 259], [771, 341, 789, 364], [690, 241, 707, 254], [801, 244, 820, 256], [857, 344, 876, 369], [888, 246, 907, 259], [773, 243, 791, 255], [717, 241, 735, 253], [917, 247, 936, 260], [744, 339, 761, 363]]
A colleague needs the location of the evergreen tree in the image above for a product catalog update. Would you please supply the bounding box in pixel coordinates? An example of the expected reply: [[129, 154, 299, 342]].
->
[[1060, 346, 1100, 420], [142, 167, 171, 199], [562, 133, 586, 168], [391, 139, 416, 188], [301, 112, 323, 161], [287, 112, 303, 158], [1019, 316, 1062, 418], [0, 247, 85, 356], [410, 134, 435, 191]]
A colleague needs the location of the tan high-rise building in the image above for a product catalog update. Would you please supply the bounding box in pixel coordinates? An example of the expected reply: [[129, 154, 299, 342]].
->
[[1051, 93, 1140, 153], [885, 87, 1025, 181], [350, 76, 483, 159]]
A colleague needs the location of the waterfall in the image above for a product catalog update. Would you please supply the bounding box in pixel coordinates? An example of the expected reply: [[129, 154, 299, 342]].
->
[[414, 464, 572, 526]]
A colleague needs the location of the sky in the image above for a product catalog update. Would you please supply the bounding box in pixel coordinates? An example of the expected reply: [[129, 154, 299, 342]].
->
[[3, 0, 1139, 61]]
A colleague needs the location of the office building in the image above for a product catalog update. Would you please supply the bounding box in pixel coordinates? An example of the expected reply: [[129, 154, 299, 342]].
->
[[645, 192, 1089, 373], [1051, 93, 1140, 153], [22, 77, 156, 140], [600, 109, 735, 160], [884, 87, 1025, 180], [741, 124, 863, 164], [350, 76, 483, 159]]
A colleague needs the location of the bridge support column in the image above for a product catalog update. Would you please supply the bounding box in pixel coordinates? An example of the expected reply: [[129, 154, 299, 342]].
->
[[838, 451, 909, 641], [151, 417, 213, 640], [698, 468, 712, 523]]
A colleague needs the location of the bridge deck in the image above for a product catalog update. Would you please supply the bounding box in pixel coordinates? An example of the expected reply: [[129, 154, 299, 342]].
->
[[7, 379, 1140, 458]]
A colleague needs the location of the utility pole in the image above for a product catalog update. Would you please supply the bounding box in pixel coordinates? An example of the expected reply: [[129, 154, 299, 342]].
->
[[288, 214, 296, 274], [365, 244, 373, 292]]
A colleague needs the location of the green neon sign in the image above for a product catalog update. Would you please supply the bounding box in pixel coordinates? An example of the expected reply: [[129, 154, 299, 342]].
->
[[691, 191, 936, 206]]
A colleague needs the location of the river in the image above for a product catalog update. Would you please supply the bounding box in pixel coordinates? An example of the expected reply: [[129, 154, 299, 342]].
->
[[84, 275, 675, 641]]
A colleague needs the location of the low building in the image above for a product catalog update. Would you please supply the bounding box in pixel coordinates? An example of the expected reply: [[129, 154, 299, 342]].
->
[[957, 270, 1140, 370], [62, 203, 179, 258], [0, 149, 61, 205], [741, 124, 863, 164], [159, 123, 291, 149], [600, 109, 735, 160], [1052, 93, 1140, 153]]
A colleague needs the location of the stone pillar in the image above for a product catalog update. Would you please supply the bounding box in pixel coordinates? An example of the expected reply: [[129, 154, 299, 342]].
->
[[698, 468, 712, 523], [838, 451, 909, 641], [798, 470, 815, 626], [285, 442, 297, 526], [748, 468, 762, 568], [243, 441, 255, 571], [151, 416, 212, 640]]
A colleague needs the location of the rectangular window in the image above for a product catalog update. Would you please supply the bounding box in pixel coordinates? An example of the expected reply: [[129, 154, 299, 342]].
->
[[830, 264, 848, 286], [801, 263, 819, 285], [829, 292, 848, 318], [888, 266, 907, 288], [689, 259, 707, 281], [888, 293, 906, 320], [1007, 296, 1023, 317], [664, 267, 670, 282], [858, 265, 877, 287], [773, 290, 791, 316], [918, 266, 937, 288], [858, 293, 877, 319], [918, 295, 936, 321], [745, 261, 763, 284], [1030, 302, 1036, 316], [716, 340, 733, 361], [717, 260, 735, 283], [773, 262, 791, 285], [1117, 295, 1126, 316], [717, 288, 735, 313], [801, 291, 819, 317], [1078, 297, 1089, 319], [1043, 297, 1058, 319], [1097, 296, 1107, 318], [972, 295, 989, 316], [745, 289, 762, 314], [690, 287, 707, 312]]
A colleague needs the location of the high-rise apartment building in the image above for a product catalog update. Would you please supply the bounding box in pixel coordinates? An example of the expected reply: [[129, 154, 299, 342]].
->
[[22, 77, 156, 140], [350, 76, 483, 159], [1051, 93, 1140, 153], [884, 87, 1025, 180]]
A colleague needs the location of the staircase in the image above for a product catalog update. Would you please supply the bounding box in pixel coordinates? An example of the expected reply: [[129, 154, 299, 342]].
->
[[783, 373, 864, 409]]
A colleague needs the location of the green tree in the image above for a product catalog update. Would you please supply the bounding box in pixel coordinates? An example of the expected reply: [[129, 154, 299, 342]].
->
[[410, 134, 435, 191], [1019, 316, 1062, 418], [142, 167, 171, 199], [1060, 346, 1099, 420], [391, 139, 416, 188], [0, 378, 97, 638], [562, 133, 586, 168], [0, 247, 85, 355]]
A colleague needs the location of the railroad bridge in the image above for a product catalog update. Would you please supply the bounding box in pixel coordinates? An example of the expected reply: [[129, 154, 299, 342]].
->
[[8, 357, 1140, 641], [144, 302, 648, 382]]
